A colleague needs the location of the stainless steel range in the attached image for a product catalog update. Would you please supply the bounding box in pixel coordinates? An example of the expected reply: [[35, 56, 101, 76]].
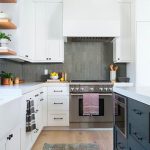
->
[[69, 80, 113, 128]]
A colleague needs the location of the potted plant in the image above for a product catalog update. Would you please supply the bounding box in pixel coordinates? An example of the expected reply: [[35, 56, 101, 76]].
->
[[0, 71, 13, 85], [0, 32, 11, 47]]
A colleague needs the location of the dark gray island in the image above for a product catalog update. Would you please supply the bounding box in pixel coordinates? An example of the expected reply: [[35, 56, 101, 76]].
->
[[113, 87, 150, 150]]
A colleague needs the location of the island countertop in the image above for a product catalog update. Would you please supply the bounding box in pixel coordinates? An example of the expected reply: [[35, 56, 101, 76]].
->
[[113, 86, 150, 105]]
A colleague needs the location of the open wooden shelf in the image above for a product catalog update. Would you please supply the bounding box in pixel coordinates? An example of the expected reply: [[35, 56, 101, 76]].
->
[[0, 19, 17, 29], [0, 49, 16, 55], [0, 0, 16, 3]]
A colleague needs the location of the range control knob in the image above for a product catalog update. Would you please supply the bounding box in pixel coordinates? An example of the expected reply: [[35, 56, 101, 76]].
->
[[104, 88, 108, 91], [109, 88, 113, 92], [71, 88, 74, 91], [80, 88, 84, 91], [75, 88, 79, 91], [99, 88, 103, 91], [90, 88, 94, 91]]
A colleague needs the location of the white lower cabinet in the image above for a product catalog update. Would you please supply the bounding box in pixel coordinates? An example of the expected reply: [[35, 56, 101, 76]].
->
[[47, 84, 69, 126], [24, 87, 48, 150], [0, 84, 69, 150], [0, 126, 21, 150], [0, 138, 6, 150]]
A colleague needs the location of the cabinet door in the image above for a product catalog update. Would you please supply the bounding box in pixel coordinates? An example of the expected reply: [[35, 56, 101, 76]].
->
[[0, 138, 6, 150], [18, 0, 35, 60], [35, 2, 64, 62], [136, 0, 150, 21], [113, 2, 132, 63], [136, 22, 150, 86], [114, 126, 128, 150], [6, 127, 20, 150], [128, 98, 150, 149], [40, 87, 48, 126], [128, 135, 145, 150]]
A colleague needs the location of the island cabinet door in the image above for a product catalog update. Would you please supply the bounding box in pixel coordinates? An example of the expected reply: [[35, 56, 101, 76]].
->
[[128, 136, 145, 150], [114, 127, 128, 150], [128, 98, 150, 149]]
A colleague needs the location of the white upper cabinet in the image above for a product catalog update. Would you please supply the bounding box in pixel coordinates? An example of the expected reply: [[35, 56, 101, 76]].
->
[[18, 0, 35, 60], [136, 22, 150, 86], [34, 2, 64, 62], [113, 1, 132, 63], [136, 0, 150, 21], [17, 0, 64, 63], [63, 0, 120, 37]]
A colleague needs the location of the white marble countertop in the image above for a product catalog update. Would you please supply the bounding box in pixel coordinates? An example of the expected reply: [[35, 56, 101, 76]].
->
[[0, 82, 44, 95], [113, 86, 150, 105], [0, 82, 133, 106], [0, 82, 44, 106]]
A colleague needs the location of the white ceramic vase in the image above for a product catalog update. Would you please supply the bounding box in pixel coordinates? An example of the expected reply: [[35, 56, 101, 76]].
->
[[110, 71, 116, 82], [0, 39, 9, 47]]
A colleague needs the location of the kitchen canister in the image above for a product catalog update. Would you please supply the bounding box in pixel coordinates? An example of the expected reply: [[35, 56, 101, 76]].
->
[[44, 69, 48, 75], [110, 71, 116, 83]]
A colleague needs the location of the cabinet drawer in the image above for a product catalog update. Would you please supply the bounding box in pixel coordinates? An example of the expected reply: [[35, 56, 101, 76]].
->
[[116, 128, 128, 150], [48, 111, 69, 126], [48, 96, 69, 111], [128, 135, 145, 150], [48, 86, 69, 95]]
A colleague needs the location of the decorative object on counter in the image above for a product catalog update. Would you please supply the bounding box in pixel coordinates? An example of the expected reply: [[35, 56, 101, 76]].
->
[[47, 72, 68, 82], [59, 72, 67, 82], [50, 72, 59, 80], [19, 79, 25, 84], [118, 77, 130, 82], [14, 77, 19, 84], [44, 69, 48, 75], [0, 32, 11, 47], [109, 64, 118, 83], [0, 11, 10, 20], [0, 71, 13, 85]]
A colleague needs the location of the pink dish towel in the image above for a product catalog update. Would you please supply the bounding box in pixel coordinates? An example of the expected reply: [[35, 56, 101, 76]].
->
[[83, 93, 99, 116]]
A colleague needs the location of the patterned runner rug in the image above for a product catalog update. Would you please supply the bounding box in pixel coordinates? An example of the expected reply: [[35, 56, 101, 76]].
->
[[43, 143, 99, 150]]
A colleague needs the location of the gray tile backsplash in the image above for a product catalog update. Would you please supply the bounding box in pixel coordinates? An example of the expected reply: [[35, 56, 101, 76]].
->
[[0, 59, 23, 78], [0, 42, 126, 82]]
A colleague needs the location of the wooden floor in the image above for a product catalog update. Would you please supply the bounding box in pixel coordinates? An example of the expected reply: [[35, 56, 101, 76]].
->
[[32, 130, 113, 150]]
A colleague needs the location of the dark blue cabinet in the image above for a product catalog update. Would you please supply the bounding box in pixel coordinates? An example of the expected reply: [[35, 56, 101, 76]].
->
[[113, 93, 150, 150], [128, 135, 145, 150], [114, 127, 128, 150], [128, 98, 150, 150]]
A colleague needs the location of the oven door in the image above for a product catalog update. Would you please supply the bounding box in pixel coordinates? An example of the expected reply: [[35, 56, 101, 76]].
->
[[114, 93, 127, 138], [70, 94, 113, 123]]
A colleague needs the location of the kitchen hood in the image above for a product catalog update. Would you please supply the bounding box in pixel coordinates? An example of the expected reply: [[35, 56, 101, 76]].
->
[[63, 0, 120, 37]]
